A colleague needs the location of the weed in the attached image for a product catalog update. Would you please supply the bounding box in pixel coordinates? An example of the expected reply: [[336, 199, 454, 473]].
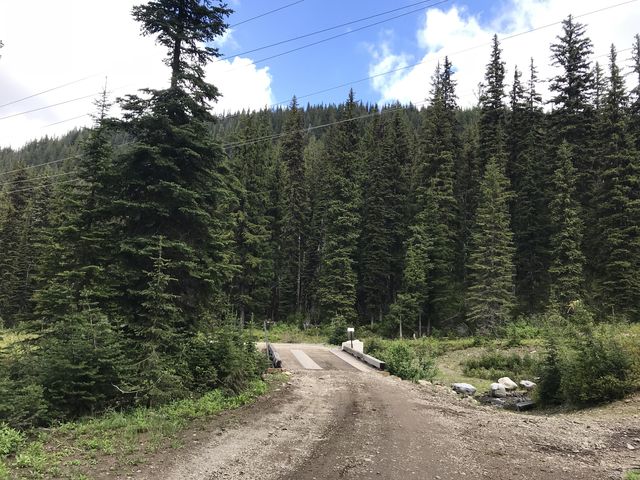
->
[[0, 423, 24, 456]]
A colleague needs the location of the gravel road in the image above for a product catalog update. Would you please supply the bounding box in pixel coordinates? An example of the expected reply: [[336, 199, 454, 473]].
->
[[133, 343, 639, 480]]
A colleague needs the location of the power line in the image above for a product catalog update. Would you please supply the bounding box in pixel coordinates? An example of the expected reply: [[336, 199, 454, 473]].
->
[[43, 113, 91, 129], [0, 170, 77, 188], [228, 0, 449, 71], [219, 0, 447, 62], [0, 92, 101, 121], [0, 75, 101, 110], [0, 154, 80, 178], [223, 0, 639, 115], [0, 83, 133, 122], [222, 99, 429, 150], [229, 0, 305, 28], [4, 177, 82, 195]]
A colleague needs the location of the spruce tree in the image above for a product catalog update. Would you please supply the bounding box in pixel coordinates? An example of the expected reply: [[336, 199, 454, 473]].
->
[[280, 97, 308, 317], [509, 60, 551, 313], [317, 90, 361, 326], [548, 142, 585, 309], [358, 109, 410, 325], [108, 0, 234, 331], [465, 158, 515, 334], [593, 46, 640, 320], [478, 35, 507, 168]]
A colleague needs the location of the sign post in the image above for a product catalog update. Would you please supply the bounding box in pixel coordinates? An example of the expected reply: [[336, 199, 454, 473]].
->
[[347, 327, 355, 349]]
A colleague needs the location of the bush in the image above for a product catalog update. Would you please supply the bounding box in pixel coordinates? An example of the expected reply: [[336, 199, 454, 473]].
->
[[0, 423, 24, 456], [462, 350, 537, 381], [327, 316, 348, 346], [381, 342, 437, 382], [501, 318, 542, 346], [536, 307, 637, 407]]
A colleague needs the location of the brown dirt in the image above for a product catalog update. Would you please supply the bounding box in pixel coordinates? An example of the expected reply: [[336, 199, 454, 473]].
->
[[114, 344, 640, 480]]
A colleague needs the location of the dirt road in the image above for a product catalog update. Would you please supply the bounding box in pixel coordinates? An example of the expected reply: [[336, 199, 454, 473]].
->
[[136, 343, 639, 480]]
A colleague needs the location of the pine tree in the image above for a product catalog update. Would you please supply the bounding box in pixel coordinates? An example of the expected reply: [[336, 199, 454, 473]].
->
[[317, 90, 361, 325], [358, 109, 409, 325], [0, 166, 35, 327], [229, 112, 274, 327], [280, 97, 308, 317], [509, 60, 551, 313], [593, 46, 640, 320], [548, 142, 585, 309], [631, 34, 640, 149], [410, 59, 461, 329], [107, 0, 234, 332], [478, 35, 507, 168], [466, 158, 515, 334]]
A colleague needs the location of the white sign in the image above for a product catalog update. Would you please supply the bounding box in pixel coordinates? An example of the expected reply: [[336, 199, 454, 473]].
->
[[347, 327, 355, 333]]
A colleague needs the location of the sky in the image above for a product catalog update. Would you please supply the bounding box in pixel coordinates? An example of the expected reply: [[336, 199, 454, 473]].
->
[[0, 0, 639, 148]]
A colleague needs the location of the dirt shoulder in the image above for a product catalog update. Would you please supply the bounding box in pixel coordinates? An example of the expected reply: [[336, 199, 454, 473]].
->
[[123, 361, 638, 480]]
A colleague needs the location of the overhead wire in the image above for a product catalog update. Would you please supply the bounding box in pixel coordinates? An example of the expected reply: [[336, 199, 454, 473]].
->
[[0, 75, 102, 110], [224, 0, 449, 71], [219, 0, 447, 62], [229, 0, 305, 28], [219, 0, 640, 118]]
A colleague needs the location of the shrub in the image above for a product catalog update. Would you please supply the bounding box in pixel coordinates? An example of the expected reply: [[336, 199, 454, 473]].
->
[[0, 423, 24, 456], [462, 350, 537, 381], [327, 316, 348, 346], [536, 307, 637, 407], [502, 318, 542, 346], [381, 342, 437, 382]]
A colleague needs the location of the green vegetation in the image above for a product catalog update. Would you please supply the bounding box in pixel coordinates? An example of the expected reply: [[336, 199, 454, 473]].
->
[[0, 377, 281, 479], [624, 470, 640, 480], [536, 306, 638, 407], [462, 350, 537, 381], [0, 2, 638, 449]]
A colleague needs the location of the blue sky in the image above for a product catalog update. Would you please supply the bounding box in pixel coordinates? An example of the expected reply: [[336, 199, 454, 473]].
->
[[1, 0, 639, 147], [220, 0, 506, 107]]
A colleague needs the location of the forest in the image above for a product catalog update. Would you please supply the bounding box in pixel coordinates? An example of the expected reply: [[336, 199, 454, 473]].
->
[[0, 0, 639, 427]]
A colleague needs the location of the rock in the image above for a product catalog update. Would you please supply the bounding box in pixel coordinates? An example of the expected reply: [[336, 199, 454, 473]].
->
[[418, 380, 432, 386], [498, 377, 518, 391], [452, 383, 476, 396], [520, 380, 537, 391], [490, 382, 507, 398], [342, 339, 364, 353], [627, 443, 635, 450]]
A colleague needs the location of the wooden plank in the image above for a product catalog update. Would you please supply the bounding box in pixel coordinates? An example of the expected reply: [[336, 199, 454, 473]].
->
[[342, 346, 386, 370]]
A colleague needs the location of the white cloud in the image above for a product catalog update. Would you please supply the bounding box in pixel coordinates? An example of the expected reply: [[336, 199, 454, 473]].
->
[[0, 1, 273, 148], [369, 0, 640, 109]]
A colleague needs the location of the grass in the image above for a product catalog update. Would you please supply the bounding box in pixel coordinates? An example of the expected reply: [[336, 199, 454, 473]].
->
[[0, 374, 287, 479], [624, 470, 640, 480], [265, 322, 329, 344]]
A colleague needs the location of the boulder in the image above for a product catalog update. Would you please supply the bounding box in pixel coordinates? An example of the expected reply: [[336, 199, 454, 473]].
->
[[452, 383, 476, 396], [341, 339, 364, 353], [519, 380, 537, 391], [490, 382, 507, 398], [498, 377, 518, 391]]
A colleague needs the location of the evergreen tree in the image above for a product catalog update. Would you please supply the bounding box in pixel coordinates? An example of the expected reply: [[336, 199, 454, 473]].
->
[[229, 112, 274, 327], [593, 46, 640, 320], [548, 142, 585, 309], [509, 60, 551, 313], [108, 0, 234, 332], [358, 109, 409, 325], [317, 90, 361, 325], [466, 158, 515, 333], [280, 97, 308, 317], [478, 35, 507, 168]]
